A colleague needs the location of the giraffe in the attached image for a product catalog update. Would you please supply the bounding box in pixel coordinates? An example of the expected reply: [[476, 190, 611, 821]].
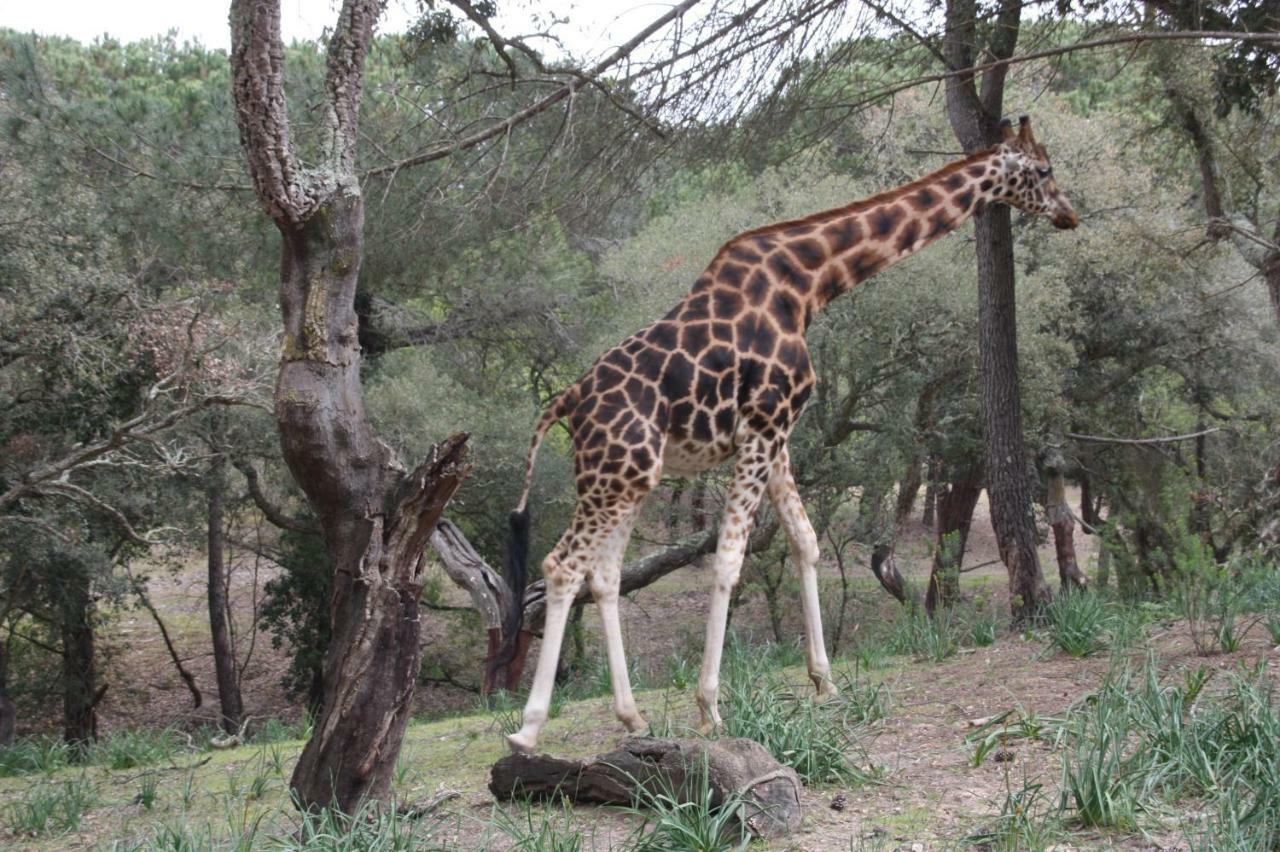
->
[[503, 115, 1078, 753]]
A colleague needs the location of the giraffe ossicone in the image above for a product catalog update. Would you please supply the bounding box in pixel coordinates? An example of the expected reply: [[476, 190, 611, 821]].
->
[[502, 115, 1078, 754]]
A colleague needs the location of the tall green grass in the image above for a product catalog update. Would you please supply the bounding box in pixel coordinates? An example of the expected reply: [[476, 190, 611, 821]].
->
[[1055, 656, 1279, 846], [716, 635, 883, 785]]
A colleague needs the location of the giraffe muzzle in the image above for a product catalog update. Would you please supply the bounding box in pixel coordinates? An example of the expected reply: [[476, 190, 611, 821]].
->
[[1051, 209, 1079, 230]]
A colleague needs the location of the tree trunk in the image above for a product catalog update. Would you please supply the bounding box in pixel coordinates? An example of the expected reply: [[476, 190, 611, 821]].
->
[[274, 202, 469, 811], [922, 456, 939, 529], [975, 207, 1052, 621], [926, 460, 983, 614], [61, 575, 98, 753], [0, 640, 15, 747], [1045, 469, 1087, 592], [230, 0, 471, 812], [207, 448, 244, 734], [944, 0, 1051, 625]]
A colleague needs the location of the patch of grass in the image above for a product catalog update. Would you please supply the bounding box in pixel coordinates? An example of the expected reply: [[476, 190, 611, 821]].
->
[[0, 734, 72, 776], [492, 798, 586, 851], [887, 608, 960, 662], [5, 774, 99, 836], [249, 715, 312, 745], [1044, 590, 1109, 658], [1055, 655, 1280, 847], [965, 608, 1000, 647], [136, 772, 160, 810], [623, 756, 749, 851], [965, 772, 1060, 850], [89, 727, 185, 770], [717, 635, 880, 785]]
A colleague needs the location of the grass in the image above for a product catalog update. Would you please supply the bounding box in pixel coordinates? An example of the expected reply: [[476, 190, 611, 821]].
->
[[1053, 654, 1280, 847], [1043, 589, 1110, 658], [0, 735, 72, 777], [886, 607, 961, 662], [716, 634, 883, 785], [4, 774, 99, 836], [492, 798, 587, 851], [622, 756, 750, 851]]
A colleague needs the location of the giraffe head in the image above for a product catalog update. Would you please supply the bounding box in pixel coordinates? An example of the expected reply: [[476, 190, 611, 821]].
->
[[994, 115, 1079, 230]]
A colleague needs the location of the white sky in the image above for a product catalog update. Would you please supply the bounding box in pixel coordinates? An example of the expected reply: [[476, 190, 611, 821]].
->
[[1, 0, 664, 60]]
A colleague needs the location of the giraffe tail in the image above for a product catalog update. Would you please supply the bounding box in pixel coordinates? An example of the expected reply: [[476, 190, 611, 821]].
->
[[490, 394, 567, 686]]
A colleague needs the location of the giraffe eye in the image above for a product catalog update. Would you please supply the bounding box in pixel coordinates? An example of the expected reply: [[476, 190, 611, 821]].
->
[[1036, 166, 1052, 178]]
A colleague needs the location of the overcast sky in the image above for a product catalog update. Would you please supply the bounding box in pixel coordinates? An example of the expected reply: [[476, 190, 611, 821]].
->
[[2, 0, 665, 60]]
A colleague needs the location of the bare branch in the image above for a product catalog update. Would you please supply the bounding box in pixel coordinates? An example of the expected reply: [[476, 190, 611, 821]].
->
[[0, 392, 244, 516], [843, 30, 1280, 115], [232, 459, 319, 535], [1067, 428, 1221, 446], [362, 0, 705, 177]]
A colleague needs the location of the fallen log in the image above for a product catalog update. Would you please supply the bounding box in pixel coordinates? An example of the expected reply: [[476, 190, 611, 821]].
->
[[489, 736, 803, 839]]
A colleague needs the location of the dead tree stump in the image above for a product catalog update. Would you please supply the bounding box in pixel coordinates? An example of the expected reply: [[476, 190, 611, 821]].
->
[[489, 737, 803, 839]]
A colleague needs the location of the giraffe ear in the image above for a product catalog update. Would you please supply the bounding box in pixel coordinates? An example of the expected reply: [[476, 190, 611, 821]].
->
[[1000, 117, 1015, 142], [1018, 115, 1034, 145]]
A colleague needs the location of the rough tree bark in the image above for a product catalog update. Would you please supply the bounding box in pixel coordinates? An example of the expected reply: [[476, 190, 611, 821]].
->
[[943, 0, 1051, 624], [925, 459, 983, 615], [229, 0, 470, 811], [0, 641, 15, 747], [207, 446, 244, 734], [61, 575, 100, 752], [490, 738, 803, 840]]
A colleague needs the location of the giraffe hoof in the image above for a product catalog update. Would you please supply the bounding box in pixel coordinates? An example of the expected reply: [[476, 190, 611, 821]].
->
[[622, 714, 649, 734], [506, 731, 538, 754], [814, 678, 840, 702], [697, 719, 722, 736]]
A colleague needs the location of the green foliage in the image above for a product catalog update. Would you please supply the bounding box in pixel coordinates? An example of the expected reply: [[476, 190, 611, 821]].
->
[[887, 608, 960, 662], [136, 773, 160, 810], [622, 757, 750, 852], [492, 798, 586, 852], [964, 774, 1060, 850], [1054, 657, 1280, 846], [259, 529, 332, 708], [88, 727, 185, 771]]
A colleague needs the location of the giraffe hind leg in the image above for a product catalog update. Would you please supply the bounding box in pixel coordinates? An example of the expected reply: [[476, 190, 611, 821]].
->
[[507, 494, 649, 752], [768, 448, 837, 698], [589, 501, 648, 733], [507, 533, 583, 753]]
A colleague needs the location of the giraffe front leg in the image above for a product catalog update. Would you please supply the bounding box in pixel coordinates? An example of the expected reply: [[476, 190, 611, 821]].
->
[[508, 557, 582, 753], [595, 590, 647, 733], [697, 442, 772, 733], [769, 449, 837, 699]]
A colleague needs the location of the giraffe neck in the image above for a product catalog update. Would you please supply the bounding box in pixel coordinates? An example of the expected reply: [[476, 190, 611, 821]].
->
[[718, 147, 1005, 325]]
